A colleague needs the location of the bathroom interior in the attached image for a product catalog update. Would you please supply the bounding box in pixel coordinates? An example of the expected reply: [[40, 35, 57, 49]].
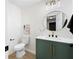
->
[[5, 0, 73, 59]]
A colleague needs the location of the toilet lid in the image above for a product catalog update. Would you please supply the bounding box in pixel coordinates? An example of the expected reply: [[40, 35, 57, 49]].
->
[[14, 43, 25, 50]]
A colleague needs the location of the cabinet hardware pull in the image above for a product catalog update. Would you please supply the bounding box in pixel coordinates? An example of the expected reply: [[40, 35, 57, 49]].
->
[[51, 45, 55, 56], [49, 44, 52, 56], [53, 45, 54, 56], [49, 44, 55, 56], [51, 45, 54, 56]]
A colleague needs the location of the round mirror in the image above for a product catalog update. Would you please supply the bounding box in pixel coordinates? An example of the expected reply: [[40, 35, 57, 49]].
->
[[46, 11, 68, 31]]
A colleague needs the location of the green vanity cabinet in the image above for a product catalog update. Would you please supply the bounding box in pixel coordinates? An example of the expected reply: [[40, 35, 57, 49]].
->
[[36, 39, 73, 59], [36, 39, 52, 59], [51, 41, 73, 59]]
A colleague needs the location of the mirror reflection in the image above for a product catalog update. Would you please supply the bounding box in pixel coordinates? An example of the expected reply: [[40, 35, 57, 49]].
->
[[47, 11, 68, 31]]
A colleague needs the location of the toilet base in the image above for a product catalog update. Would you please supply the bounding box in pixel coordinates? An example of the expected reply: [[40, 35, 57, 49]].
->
[[16, 50, 25, 58]]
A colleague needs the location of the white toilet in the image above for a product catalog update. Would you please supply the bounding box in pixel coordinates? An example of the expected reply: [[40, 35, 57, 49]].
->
[[14, 35, 30, 58]]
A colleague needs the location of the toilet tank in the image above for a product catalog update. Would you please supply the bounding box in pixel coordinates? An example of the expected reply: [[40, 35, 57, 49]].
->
[[21, 35, 30, 45]]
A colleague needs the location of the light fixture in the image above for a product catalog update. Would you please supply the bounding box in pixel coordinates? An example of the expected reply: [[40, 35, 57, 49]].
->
[[46, 0, 60, 5]]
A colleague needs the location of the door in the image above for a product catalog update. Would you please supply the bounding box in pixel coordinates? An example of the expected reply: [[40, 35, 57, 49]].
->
[[36, 39, 51, 59], [51, 41, 73, 59]]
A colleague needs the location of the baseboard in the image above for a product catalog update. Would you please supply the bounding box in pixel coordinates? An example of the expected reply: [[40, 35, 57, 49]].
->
[[25, 48, 36, 55]]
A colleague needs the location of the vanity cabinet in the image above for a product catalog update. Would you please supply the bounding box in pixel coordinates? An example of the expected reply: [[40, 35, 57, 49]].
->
[[36, 39, 73, 59]]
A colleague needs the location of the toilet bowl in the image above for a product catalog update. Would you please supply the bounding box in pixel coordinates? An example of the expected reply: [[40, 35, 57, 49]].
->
[[14, 35, 30, 58]]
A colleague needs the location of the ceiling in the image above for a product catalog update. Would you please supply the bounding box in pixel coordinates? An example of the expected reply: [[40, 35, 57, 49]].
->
[[8, 0, 44, 8]]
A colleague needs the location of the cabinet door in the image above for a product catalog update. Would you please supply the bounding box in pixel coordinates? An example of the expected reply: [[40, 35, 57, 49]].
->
[[51, 42, 73, 59], [36, 39, 51, 59]]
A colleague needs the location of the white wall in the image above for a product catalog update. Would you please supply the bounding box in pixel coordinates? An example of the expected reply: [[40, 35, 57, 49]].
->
[[5, 1, 22, 55], [21, 0, 73, 54]]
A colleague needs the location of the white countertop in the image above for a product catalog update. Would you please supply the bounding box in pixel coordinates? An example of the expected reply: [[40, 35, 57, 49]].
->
[[36, 36, 73, 44]]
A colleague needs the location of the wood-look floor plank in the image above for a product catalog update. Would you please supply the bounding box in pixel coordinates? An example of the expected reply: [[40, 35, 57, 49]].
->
[[9, 51, 36, 59]]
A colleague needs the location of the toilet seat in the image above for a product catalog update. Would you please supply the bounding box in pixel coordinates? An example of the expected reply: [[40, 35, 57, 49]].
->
[[14, 43, 25, 51]]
